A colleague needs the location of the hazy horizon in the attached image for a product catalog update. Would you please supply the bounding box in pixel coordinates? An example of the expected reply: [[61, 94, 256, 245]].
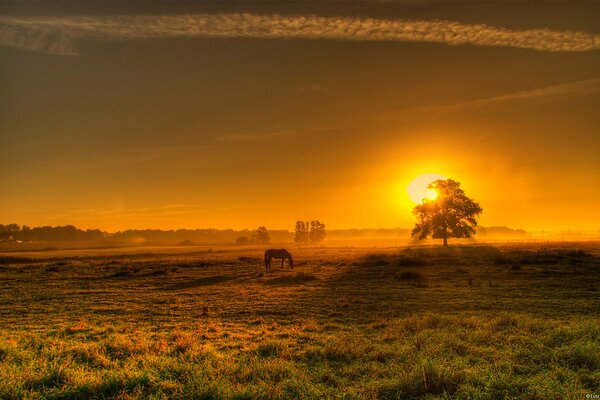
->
[[2, 1, 599, 232]]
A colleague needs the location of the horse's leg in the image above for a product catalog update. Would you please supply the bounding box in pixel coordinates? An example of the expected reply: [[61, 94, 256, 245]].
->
[[289, 257, 293, 269], [266, 255, 271, 270], [281, 258, 284, 269]]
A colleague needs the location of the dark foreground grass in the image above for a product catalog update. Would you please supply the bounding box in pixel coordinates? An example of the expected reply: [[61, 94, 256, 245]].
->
[[0, 243, 599, 399]]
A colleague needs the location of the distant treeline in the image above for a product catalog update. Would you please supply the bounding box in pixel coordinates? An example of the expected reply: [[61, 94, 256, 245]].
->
[[476, 226, 528, 238], [112, 229, 293, 244], [0, 224, 103, 242], [0, 223, 528, 244]]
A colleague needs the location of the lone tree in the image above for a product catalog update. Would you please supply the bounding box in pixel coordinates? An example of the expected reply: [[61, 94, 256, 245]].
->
[[411, 179, 482, 247], [309, 220, 327, 244]]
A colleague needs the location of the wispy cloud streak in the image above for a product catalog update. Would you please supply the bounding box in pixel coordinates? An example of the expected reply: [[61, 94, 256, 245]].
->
[[429, 77, 600, 111], [216, 132, 295, 143], [1, 13, 599, 55]]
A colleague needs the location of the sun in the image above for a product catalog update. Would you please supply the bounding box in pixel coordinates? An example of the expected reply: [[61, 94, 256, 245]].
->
[[407, 173, 446, 204]]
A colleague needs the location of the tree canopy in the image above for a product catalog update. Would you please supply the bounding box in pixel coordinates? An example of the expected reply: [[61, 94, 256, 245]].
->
[[294, 220, 327, 245], [411, 179, 482, 246], [253, 226, 271, 244]]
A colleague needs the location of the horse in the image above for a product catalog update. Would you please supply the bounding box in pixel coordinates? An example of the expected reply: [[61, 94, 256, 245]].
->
[[264, 248, 294, 270]]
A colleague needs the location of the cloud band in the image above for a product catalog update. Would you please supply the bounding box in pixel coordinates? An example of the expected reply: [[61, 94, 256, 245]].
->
[[1, 13, 599, 55]]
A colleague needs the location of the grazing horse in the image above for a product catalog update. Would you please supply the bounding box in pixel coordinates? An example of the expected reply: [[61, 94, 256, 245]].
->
[[264, 249, 294, 270]]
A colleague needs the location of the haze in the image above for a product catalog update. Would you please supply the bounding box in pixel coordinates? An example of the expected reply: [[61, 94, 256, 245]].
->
[[1, 1, 599, 232]]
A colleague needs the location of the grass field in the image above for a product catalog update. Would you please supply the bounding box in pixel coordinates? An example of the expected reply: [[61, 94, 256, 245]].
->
[[0, 242, 599, 399]]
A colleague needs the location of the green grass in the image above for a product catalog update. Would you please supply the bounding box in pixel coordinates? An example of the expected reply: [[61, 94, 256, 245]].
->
[[0, 243, 599, 399]]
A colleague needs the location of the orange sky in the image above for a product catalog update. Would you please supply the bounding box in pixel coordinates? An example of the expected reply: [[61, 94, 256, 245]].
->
[[1, 1, 599, 232]]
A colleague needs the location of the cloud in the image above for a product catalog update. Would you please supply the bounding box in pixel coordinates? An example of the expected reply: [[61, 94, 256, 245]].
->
[[1, 13, 599, 55], [296, 84, 331, 93], [216, 132, 295, 143], [423, 77, 600, 112], [458, 77, 600, 107]]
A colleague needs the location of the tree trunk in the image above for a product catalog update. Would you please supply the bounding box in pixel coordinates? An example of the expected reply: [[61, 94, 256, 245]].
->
[[443, 236, 448, 247]]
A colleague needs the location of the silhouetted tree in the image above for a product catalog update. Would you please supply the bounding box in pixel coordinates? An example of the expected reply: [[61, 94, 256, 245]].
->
[[411, 179, 482, 247], [294, 221, 309, 244], [294, 220, 326, 245], [253, 226, 270, 244], [309, 220, 327, 244]]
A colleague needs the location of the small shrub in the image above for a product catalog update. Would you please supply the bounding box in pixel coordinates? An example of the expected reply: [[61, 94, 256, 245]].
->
[[396, 256, 428, 267], [257, 341, 282, 358], [362, 253, 390, 267], [237, 256, 258, 263], [396, 271, 423, 280]]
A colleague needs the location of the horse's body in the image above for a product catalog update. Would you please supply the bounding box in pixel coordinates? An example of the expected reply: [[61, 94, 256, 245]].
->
[[264, 248, 294, 270]]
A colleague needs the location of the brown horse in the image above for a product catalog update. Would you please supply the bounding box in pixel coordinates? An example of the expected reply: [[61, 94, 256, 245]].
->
[[264, 248, 294, 270]]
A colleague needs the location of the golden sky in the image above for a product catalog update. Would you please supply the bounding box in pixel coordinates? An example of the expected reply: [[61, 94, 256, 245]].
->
[[1, 1, 599, 232]]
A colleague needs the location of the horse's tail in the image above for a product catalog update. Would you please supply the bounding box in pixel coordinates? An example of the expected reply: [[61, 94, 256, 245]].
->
[[288, 254, 294, 268]]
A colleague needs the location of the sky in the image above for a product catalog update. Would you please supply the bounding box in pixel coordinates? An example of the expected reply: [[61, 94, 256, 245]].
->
[[1, 1, 599, 232]]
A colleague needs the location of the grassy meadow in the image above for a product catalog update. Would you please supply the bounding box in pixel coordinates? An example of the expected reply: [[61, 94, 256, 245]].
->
[[0, 242, 599, 399]]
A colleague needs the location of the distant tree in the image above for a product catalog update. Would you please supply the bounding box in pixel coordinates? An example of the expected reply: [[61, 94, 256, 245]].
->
[[294, 221, 309, 244], [253, 226, 271, 244], [294, 220, 326, 245], [85, 229, 103, 241], [412, 179, 483, 247], [235, 236, 250, 246], [0, 224, 20, 238], [309, 220, 327, 244]]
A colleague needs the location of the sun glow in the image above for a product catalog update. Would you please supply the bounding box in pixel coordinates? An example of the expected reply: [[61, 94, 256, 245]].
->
[[407, 173, 446, 204]]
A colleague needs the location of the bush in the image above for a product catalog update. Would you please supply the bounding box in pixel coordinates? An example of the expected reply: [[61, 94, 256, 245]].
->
[[362, 253, 391, 267], [257, 341, 282, 358], [396, 256, 428, 267], [237, 256, 259, 263], [396, 271, 423, 280]]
